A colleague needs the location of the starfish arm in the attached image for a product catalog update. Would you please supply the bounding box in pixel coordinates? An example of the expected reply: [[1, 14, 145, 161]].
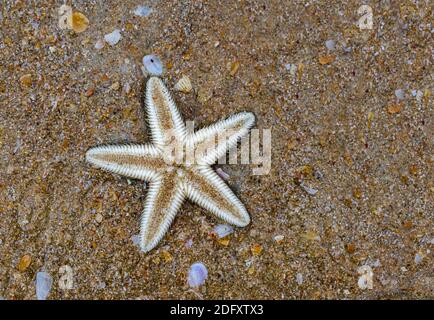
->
[[183, 166, 250, 227], [86, 144, 164, 181], [139, 173, 185, 252], [188, 112, 255, 165], [145, 77, 186, 146]]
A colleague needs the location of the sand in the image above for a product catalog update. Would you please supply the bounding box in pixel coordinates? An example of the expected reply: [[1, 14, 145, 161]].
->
[[0, 1, 432, 299]]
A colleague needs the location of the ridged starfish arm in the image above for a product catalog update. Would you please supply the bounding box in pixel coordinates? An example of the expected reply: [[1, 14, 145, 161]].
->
[[139, 172, 185, 252], [85, 144, 163, 181], [183, 166, 250, 227], [188, 111, 255, 165], [145, 77, 187, 146]]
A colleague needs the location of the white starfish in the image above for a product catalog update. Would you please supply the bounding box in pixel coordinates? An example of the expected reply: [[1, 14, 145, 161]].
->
[[86, 77, 255, 252]]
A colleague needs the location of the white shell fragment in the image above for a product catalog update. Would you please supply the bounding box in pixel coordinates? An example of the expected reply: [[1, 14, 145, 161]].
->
[[215, 167, 230, 180], [357, 265, 373, 290], [104, 29, 122, 46], [325, 39, 336, 51], [296, 273, 303, 285], [188, 262, 208, 288], [36, 271, 53, 300], [131, 234, 141, 247], [213, 224, 234, 238], [142, 54, 163, 76], [174, 75, 192, 93], [395, 89, 405, 100], [95, 39, 104, 50], [301, 184, 318, 195], [133, 6, 152, 17]]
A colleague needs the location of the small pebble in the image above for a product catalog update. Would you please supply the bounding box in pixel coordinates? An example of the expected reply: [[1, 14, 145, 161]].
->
[[71, 12, 89, 33], [142, 54, 163, 75], [36, 271, 53, 300], [188, 262, 208, 288], [104, 29, 122, 46], [133, 5, 152, 17], [325, 39, 336, 51]]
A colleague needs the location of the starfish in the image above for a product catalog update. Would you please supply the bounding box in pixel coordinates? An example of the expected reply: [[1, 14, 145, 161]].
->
[[86, 77, 255, 252]]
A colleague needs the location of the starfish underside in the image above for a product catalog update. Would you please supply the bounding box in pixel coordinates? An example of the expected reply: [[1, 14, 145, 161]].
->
[[86, 77, 255, 252]]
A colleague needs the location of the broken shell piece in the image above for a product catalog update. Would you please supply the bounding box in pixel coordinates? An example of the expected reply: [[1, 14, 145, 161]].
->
[[215, 167, 230, 180], [188, 262, 208, 288], [174, 75, 192, 93], [212, 224, 234, 239], [94, 39, 104, 50], [357, 265, 373, 290], [104, 29, 122, 46], [142, 54, 163, 76], [36, 271, 53, 300], [133, 6, 152, 17]]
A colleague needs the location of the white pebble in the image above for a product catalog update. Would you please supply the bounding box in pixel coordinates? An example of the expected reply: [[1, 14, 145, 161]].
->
[[213, 224, 234, 238], [325, 39, 336, 51], [296, 273, 303, 285], [95, 39, 105, 50], [36, 271, 53, 300], [133, 5, 152, 17], [104, 29, 122, 46], [395, 89, 405, 100], [188, 262, 208, 288], [142, 54, 163, 75]]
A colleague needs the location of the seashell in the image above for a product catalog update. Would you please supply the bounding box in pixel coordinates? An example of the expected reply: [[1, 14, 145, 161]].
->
[[133, 6, 152, 17], [212, 224, 234, 239], [71, 12, 89, 33], [142, 54, 163, 76], [187, 262, 208, 288], [36, 271, 53, 300], [357, 265, 373, 290], [174, 75, 192, 93], [215, 167, 229, 180], [104, 29, 122, 46]]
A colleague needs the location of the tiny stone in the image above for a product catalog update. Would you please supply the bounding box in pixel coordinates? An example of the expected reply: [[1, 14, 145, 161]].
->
[[414, 253, 423, 264]]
